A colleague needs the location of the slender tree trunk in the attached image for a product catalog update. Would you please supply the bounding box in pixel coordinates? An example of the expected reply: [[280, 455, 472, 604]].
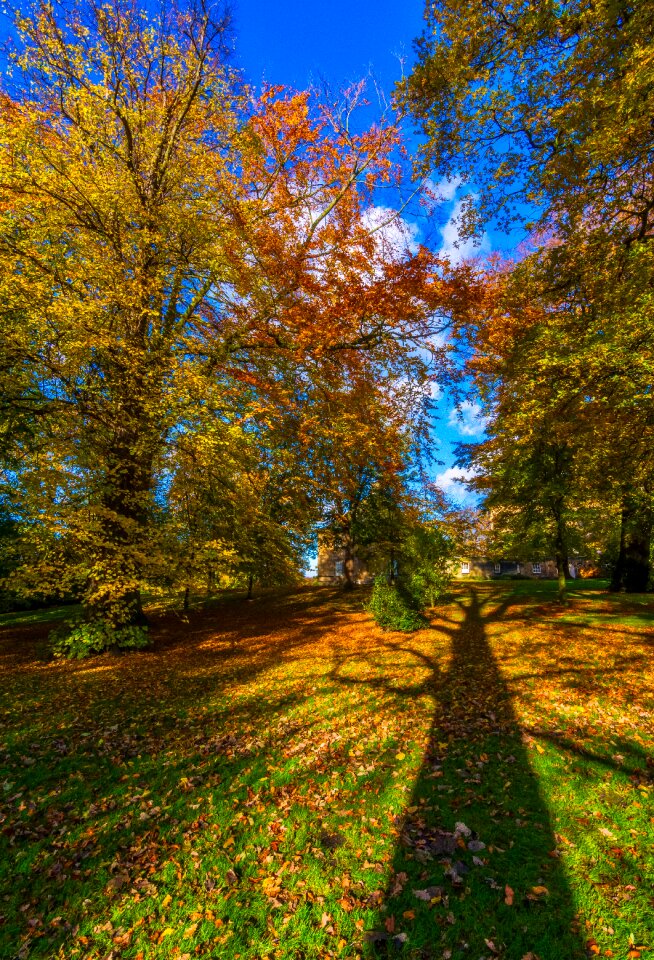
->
[[247, 572, 254, 600], [555, 555, 567, 605], [553, 507, 569, 605], [611, 489, 652, 592], [183, 585, 190, 611], [389, 546, 396, 585]]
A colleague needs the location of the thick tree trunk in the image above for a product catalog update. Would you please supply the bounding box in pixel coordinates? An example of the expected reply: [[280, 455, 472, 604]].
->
[[611, 490, 652, 592], [342, 529, 356, 591], [85, 417, 154, 630]]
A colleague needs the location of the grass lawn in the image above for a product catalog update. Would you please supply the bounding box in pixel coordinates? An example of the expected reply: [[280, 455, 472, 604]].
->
[[1, 581, 653, 960]]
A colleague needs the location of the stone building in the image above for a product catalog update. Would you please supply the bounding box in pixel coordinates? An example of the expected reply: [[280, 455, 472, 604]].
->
[[316, 540, 373, 584], [454, 557, 600, 579], [454, 557, 558, 579]]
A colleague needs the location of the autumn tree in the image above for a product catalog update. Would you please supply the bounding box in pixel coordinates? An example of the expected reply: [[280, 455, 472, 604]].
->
[[401, 0, 654, 241], [403, 0, 654, 591], [1, 0, 459, 649]]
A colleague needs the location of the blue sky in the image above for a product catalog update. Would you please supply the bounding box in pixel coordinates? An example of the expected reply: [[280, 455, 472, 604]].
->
[[233, 0, 487, 505], [233, 0, 425, 93]]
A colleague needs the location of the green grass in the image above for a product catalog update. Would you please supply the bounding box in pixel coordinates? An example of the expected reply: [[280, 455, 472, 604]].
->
[[0, 583, 653, 959], [0, 604, 79, 628]]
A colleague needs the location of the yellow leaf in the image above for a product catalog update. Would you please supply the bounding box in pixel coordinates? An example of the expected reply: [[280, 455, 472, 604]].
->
[[161, 894, 172, 909]]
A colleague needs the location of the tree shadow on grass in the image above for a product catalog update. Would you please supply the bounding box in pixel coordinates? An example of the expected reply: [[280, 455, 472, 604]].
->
[[0, 588, 363, 959], [333, 586, 586, 960]]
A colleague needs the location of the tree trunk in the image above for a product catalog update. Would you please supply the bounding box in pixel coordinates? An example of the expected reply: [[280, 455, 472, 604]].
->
[[183, 585, 190, 612], [85, 416, 154, 630], [342, 529, 355, 591], [247, 572, 254, 600], [553, 507, 569, 605], [555, 554, 567, 605], [611, 489, 652, 592]]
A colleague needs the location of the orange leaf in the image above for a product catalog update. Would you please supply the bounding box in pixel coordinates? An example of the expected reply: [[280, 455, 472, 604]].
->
[[504, 885, 514, 906]]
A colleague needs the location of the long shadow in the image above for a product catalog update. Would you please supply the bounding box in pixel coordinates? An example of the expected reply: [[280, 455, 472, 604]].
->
[[334, 586, 586, 959], [0, 588, 362, 959]]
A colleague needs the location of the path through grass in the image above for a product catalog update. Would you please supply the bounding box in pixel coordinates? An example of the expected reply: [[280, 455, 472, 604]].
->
[[0, 583, 652, 959]]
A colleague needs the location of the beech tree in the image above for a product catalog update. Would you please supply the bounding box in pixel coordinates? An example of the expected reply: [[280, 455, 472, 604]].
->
[[403, 0, 654, 591], [401, 0, 654, 241], [1, 0, 459, 648]]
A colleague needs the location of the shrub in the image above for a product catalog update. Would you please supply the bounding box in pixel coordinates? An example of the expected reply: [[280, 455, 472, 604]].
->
[[50, 619, 150, 659], [368, 576, 427, 632]]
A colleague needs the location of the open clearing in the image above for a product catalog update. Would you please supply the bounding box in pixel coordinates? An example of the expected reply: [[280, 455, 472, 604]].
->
[[1, 582, 653, 960]]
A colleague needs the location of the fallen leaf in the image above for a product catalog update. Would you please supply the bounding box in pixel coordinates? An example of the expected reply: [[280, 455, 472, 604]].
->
[[413, 886, 443, 902], [529, 885, 549, 898], [505, 885, 514, 906]]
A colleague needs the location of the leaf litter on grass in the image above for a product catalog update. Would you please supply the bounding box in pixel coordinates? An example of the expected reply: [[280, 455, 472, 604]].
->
[[0, 582, 652, 959]]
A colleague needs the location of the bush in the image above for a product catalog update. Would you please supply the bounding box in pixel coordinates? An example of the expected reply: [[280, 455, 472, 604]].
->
[[367, 577, 427, 632], [50, 619, 150, 659]]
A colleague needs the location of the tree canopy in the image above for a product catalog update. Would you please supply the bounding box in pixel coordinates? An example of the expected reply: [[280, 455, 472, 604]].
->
[[0, 0, 464, 647], [404, 0, 654, 592]]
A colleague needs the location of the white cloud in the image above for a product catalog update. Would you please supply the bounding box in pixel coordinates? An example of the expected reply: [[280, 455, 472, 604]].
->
[[434, 466, 477, 501], [448, 401, 489, 437], [439, 199, 491, 266], [360, 205, 421, 261], [425, 175, 461, 203]]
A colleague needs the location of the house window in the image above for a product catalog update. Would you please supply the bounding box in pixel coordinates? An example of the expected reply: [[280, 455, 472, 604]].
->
[[461, 561, 470, 574], [532, 563, 541, 574], [334, 561, 344, 576], [494, 563, 501, 573]]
